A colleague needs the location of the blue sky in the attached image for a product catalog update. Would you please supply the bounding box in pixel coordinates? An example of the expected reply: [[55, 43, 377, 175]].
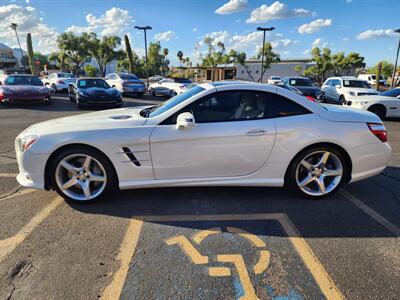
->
[[1, 0, 399, 66]]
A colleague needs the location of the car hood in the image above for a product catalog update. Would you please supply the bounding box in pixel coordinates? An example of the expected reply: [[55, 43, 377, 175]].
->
[[318, 104, 381, 123], [345, 88, 378, 94], [294, 86, 321, 94], [351, 95, 394, 102], [22, 106, 149, 135], [2, 85, 49, 94]]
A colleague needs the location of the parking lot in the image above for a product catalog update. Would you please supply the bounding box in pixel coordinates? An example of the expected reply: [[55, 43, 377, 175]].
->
[[0, 94, 399, 299]]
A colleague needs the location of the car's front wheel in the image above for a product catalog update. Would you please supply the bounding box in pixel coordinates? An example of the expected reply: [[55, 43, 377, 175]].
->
[[50, 147, 117, 202], [286, 147, 348, 198]]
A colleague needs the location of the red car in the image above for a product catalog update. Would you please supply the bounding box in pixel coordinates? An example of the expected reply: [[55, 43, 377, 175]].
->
[[0, 74, 51, 105]]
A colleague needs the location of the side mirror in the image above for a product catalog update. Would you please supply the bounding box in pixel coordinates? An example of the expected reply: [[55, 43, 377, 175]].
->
[[176, 112, 195, 130]]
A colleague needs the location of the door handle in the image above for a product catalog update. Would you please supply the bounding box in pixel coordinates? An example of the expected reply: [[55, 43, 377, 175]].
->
[[245, 129, 267, 136]]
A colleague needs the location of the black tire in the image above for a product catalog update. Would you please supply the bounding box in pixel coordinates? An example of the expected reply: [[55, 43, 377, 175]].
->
[[50, 146, 118, 203], [320, 92, 325, 103], [368, 105, 386, 120], [69, 95, 74, 102], [51, 84, 57, 93], [285, 146, 349, 199], [338, 95, 345, 105]]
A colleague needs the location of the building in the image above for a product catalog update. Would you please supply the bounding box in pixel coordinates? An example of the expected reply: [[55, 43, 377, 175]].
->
[[0, 43, 17, 69], [236, 59, 314, 82]]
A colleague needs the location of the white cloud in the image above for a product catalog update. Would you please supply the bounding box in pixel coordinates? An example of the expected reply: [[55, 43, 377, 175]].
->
[[357, 29, 397, 40], [312, 38, 328, 48], [298, 19, 332, 34], [0, 4, 58, 53], [215, 0, 247, 15], [271, 38, 298, 49], [346, 0, 353, 3], [153, 30, 176, 42], [342, 37, 349, 42], [25, 0, 30, 3], [246, 1, 314, 23], [192, 28, 197, 32], [204, 30, 231, 45], [66, 7, 133, 37]]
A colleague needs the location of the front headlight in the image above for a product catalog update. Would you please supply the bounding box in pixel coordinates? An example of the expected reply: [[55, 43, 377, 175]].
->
[[17, 135, 39, 152], [347, 91, 356, 96], [78, 90, 88, 97]]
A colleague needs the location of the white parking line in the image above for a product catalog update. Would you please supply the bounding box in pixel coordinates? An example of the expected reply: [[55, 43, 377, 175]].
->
[[340, 189, 400, 237], [0, 196, 63, 262], [0, 173, 18, 178]]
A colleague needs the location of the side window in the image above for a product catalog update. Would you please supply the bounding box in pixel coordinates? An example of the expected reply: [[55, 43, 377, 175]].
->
[[324, 80, 331, 86], [266, 93, 310, 118]]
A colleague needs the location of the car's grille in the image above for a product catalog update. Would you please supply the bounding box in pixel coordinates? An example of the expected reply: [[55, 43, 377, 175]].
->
[[357, 92, 377, 96]]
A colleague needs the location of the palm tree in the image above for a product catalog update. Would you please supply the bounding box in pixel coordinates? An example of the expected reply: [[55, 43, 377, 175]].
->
[[177, 50, 183, 67], [162, 48, 169, 58], [9, 23, 25, 69]]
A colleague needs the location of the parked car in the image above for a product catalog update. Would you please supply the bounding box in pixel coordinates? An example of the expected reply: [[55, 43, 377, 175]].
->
[[15, 81, 390, 202], [267, 76, 282, 85], [0, 74, 51, 105], [148, 75, 164, 82], [104, 73, 146, 98], [42, 72, 77, 93], [68, 78, 122, 108], [358, 74, 387, 86], [277, 84, 317, 102], [281, 77, 324, 102], [322, 77, 378, 104], [0, 69, 26, 85], [342, 87, 400, 119], [148, 78, 192, 97]]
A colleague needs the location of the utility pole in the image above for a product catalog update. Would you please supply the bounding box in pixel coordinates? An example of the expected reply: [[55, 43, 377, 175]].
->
[[9, 23, 25, 70], [390, 29, 400, 89], [257, 27, 275, 83], [135, 25, 152, 88]]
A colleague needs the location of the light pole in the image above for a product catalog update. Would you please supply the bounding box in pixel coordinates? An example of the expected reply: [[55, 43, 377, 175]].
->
[[390, 29, 400, 89], [257, 27, 275, 83], [135, 25, 152, 88], [9, 23, 25, 70]]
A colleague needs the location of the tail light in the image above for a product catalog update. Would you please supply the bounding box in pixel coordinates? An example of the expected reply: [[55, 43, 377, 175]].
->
[[0, 90, 4, 101], [305, 95, 316, 102], [57, 80, 65, 84], [367, 123, 387, 142]]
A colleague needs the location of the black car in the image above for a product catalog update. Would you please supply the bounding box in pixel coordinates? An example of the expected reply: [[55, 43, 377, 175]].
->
[[68, 78, 122, 108], [281, 77, 324, 102]]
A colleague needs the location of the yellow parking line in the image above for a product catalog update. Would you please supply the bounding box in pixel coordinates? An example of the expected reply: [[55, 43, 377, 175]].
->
[[340, 189, 400, 237], [101, 219, 143, 300], [0, 173, 18, 178], [0, 196, 63, 262], [166, 236, 209, 264]]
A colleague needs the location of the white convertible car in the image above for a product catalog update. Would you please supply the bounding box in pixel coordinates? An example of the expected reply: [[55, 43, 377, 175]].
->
[[15, 82, 391, 202], [342, 88, 400, 119]]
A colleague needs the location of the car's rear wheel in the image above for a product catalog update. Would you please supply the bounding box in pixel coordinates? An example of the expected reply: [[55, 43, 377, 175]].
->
[[50, 147, 117, 202], [368, 105, 386, 119], [286, 147, 348, 198], [338, 95, 345, 105]]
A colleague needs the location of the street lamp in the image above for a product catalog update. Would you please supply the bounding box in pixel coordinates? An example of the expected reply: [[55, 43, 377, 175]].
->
[[9, 23, 25, 70], [390, 28, 400, 89], [135, 25, 152, 87], [257, 27, 275, 83]]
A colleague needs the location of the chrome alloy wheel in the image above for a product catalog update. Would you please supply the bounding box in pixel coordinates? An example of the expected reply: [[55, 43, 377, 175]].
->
[[55, 154, 107, 201], [295, 151, 343, 196]]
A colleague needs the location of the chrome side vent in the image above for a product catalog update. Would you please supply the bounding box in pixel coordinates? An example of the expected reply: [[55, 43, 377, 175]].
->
[[122, 147, 141, 166]]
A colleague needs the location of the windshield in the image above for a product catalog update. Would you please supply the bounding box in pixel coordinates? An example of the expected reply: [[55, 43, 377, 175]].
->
[[174, 78, 192, 83], [5, 75, 43, 86], [343, 80, 371, 88], [78, 79, 110, 89], [145, 85, 205, 118], [58, 73, 76, 78], [289, 78, 313, 87], [371, 75, 384, 80], [379, 88, 400, 97], [271, 76, 280, 80], [119, 74, 139, 80]]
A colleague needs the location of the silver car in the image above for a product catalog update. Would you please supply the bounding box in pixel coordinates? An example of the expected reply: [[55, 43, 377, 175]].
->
[[104, 73, 146, 98]]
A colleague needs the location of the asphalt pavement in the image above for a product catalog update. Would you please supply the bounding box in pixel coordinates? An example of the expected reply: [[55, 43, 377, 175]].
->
[[0, 93, 399, 300]]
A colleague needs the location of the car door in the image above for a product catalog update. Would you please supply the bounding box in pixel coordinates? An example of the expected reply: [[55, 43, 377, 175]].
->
[[321, 80, 332, 99], [149, 90, 276, 179], [330, 79, 342, 102]]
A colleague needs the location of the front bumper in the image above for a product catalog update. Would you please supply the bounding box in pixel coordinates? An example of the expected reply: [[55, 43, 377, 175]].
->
[[1, 95, 51, 104], [15, 148, 47, 190], [78, 96, 122, 106]]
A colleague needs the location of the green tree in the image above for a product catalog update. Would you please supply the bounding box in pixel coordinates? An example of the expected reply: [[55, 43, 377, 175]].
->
[[254, 42, 280, 82], [57, 32, 92, 75], [48, 52, 68, 70], [294, 65, 303, 76], [345, 52, 365, 74], [124, 35, 134, 74], [26, 33, 38, 75], [146, 41, 166, 76], [177, 50, 184, 67], [87, 33, 122, 76], [83, 65, 98, 77], [368, 61, 394, 78], [305, 47, 332, 83]]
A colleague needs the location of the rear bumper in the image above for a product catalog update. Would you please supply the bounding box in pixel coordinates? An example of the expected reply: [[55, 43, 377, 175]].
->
[[349, 142, 392, 183]]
